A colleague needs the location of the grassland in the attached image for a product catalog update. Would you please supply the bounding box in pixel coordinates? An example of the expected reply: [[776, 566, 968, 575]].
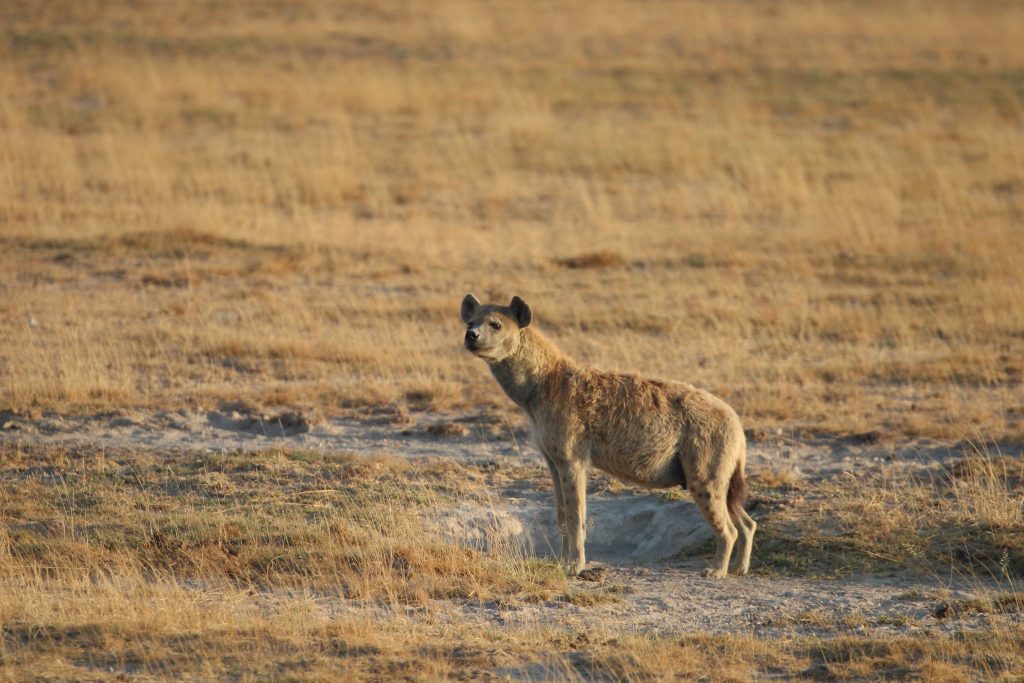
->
[[2, 0, 1023, 680], [2, 0, 1023, 440], [754, 449, 1024, 580], [2, 440, 1022, 680]]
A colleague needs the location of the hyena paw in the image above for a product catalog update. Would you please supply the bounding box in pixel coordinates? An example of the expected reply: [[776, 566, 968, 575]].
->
[[561, 560, 585, 576], [702, 567, 728, 579]]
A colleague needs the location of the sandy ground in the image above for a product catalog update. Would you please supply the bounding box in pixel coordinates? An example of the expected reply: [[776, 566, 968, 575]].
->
[[1, 406, 1017, 642]]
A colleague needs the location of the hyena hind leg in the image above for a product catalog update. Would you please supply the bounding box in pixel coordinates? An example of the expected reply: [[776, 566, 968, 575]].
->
[[730, 506, 757, 576], [690, 486, 738, 579]]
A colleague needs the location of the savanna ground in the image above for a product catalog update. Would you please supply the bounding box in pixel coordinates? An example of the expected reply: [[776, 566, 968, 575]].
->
[[1, 0, 1023, 679]]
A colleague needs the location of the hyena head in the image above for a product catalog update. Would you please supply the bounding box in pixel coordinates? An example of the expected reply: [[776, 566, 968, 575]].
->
[[460, 293, 532, 362]]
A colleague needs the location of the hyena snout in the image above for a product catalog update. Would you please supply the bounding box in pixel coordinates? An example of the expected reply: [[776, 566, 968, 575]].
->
[[464, 328, 481, 350]]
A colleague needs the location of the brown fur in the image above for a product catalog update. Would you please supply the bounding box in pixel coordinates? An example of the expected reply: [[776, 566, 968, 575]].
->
[[461, 294, 756, 578], [727, 466, 748, 523]]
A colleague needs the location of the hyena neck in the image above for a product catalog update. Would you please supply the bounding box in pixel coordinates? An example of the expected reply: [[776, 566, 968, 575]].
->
[[488, 327, 572, 412]]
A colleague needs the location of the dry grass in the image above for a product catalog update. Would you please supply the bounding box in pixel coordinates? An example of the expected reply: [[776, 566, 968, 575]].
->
[[0, 441, 564, 678], [2, 1, 1024, 679], [6, 577, 1022, 680], [1, 0, 1022, 439], [3, 441, 1022, 681], [754, 444, 1024, 579], [0, 442, 563, 604]]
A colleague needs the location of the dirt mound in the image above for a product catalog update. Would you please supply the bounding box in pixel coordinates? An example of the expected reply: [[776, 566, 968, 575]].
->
[[434, 494, 712, 565]]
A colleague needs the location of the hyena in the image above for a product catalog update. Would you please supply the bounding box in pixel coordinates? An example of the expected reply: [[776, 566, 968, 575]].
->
[[460, 294, 756, 578]]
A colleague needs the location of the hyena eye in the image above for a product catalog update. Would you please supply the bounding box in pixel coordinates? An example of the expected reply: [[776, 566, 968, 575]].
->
[[490, 321, 502, 331]]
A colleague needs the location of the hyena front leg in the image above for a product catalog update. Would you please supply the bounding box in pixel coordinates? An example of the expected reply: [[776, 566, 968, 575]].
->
[[541, 451, 567, 558], [556, 460, 588, 574]]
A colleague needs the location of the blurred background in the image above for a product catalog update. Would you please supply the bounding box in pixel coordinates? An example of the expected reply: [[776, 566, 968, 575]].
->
[[2, 0, 1022, 440]]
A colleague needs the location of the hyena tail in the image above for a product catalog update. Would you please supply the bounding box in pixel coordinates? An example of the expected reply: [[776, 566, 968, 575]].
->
[[726, 466, 747, 523], [726, 440, 748, 524]]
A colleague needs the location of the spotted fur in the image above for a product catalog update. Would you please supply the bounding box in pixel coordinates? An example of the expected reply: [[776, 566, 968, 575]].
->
[[461, 294, 756, 578]]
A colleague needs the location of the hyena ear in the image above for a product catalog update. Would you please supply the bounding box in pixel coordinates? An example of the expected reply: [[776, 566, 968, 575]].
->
[[461, 293, 481, 323], [509, 296, 532, 328]]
